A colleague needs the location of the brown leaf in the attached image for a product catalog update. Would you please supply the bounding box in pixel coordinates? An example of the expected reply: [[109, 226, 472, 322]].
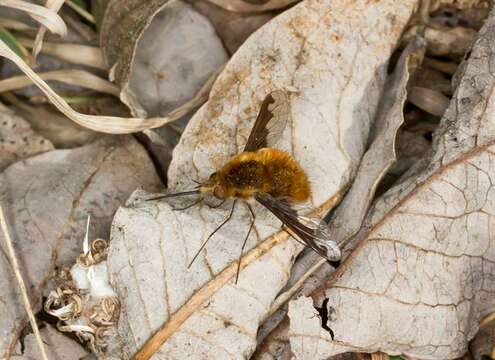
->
[[0, 137, 162, 358], [288, 9, 495, 359], [0, 102, 53, 172]]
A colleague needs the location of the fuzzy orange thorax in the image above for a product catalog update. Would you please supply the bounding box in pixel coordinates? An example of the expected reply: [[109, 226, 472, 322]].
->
[[201, 148, 310, 202]]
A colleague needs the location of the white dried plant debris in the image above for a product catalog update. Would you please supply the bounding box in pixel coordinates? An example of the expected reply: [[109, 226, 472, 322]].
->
[[45, 223, 120, 357], [107, 0, 418, 358], [0, 137, 162, 358], [11, 324, 89, 360], [128, 0, 228, 117], [0, 101, 54, 171], [288, 9, 495, 360]]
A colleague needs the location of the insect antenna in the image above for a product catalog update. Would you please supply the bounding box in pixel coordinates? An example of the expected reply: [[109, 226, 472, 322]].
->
[[146, 188, 200, 202], [188, 200, 237, 268]]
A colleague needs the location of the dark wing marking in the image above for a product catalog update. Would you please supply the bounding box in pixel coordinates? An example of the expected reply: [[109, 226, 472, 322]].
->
[[255, 193, 341, 260], [243, 90, 290, 152]]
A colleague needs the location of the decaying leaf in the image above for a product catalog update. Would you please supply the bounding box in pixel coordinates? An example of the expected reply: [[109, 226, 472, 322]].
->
[[424, 25, 477, 58], [106, 0, 418, 358], [0, 101, 53, 171], [0, 137, 162, 358], [11, 324, 89, 360], [95, 0, 228, 117], [328, 37, 425, 249], [288, 8, 495, 360], [6, 97, 104, 148], [471, 317, 495, 360], [191, 0, 275, 54]]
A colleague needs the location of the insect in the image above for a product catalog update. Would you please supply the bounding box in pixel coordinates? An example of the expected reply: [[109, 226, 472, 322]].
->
[[148, 91, 341, 282]]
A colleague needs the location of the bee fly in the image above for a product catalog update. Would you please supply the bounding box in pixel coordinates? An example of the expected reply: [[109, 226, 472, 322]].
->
[[148, 91, 341, 282]]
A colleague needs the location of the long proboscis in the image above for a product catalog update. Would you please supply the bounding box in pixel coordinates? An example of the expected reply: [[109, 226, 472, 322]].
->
[[146, 189, 200, 201]]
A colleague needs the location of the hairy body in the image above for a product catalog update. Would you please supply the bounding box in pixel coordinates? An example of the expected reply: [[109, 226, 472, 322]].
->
[[201, 148, 310, 202]]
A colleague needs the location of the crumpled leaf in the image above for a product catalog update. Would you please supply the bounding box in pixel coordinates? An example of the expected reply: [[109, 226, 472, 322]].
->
[[106, 0, 418, 358], [0, 137, 162, 358], [253, 33, 425, 360], [96, 0, 228, 117], [0, 101, 53, 171], [288, 9, 495, 360], [328, 37, 425, 249]]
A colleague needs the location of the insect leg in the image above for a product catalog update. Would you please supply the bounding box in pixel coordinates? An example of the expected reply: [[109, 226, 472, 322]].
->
[[172, 197, 203, 211], [235, 203, 256, 284], [187, 200, 237, 268]]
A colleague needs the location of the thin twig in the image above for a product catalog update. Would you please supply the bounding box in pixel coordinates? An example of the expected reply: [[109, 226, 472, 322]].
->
[[0, 204, 49, 360]]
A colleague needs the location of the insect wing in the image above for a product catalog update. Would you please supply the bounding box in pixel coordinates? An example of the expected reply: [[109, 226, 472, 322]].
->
[[243, 90, 290, 152], [255, 193, 341, 261]]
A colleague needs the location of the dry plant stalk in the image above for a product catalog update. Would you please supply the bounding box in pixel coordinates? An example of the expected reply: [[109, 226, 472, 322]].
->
[[0, 40, 221, 133], [0, 0, 67, 36], [32, 0, 66, 60], [0, 204, 49, 360], [0, 69, 120, 95], [18, 37, 106, 70]]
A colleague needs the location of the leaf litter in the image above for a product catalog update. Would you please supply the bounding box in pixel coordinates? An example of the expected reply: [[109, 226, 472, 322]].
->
[[288, 7, 495, 360], [1, 0, 495, 359], [106, 0, 418, 358]]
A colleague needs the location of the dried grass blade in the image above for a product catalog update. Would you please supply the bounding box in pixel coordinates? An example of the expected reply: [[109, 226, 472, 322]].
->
[[18, 37, 106, 69], [0, 39, 218, 134], [0, 0, 67, 36], [65, 0, 95, 24], [0, 69, 119, 95], [32, 0, 66, 59], [0, 18, 36, 33]]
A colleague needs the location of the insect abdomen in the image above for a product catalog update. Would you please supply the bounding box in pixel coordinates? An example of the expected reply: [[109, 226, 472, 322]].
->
[[256, 148, 310, 202], [217, 148, 310, 201]]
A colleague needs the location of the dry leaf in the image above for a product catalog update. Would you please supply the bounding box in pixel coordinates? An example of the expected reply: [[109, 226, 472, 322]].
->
[[254, 34, 426, 360], [191, 0, 275, 54], [424, 25, 477, 58], [328, 37, 425, 249], [11, 324, 89, 360], [288, 9, 495, 359], [7, 98, 104, 148], [96, 0, 227, 117], [0, 137, 162, 358], [0, 101, 53, 171], [204, 0, 298, 13], [471, 318, 495, 360], [106, 0, 418, 358]]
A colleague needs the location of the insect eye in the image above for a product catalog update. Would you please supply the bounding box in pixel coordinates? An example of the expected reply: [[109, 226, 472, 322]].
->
[[213, 186, 225, 199]]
